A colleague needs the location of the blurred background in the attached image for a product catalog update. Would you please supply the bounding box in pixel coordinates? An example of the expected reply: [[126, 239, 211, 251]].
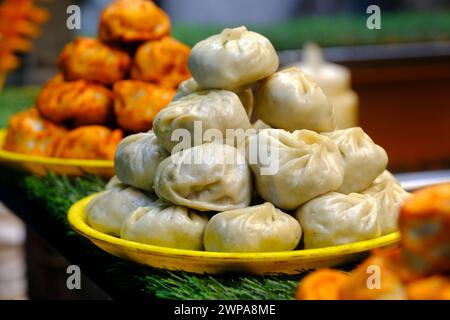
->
[[1, 0, 449, 299], [5, 0, 450, 171]]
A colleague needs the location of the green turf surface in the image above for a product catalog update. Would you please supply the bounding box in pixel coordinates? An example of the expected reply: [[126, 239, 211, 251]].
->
[[0, 86, 40, 128]]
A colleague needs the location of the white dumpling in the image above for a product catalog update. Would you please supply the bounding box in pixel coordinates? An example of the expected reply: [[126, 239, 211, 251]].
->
[[105, 175, 123, 190], [154, 142, 252, 212], [248, 129, 344, 209], [203, 202, 301, 252], [363, 171, 411, 234], [251, 119, 271, 131], [363, 170, 399, 193], [173, 78, 200, 101], [173, 78, 254, 118], [296, 192, 381, 249], [188, 26, 279, 90], [121, 200, 208, 250], [153, 90, 251, 152], [255, 67, 336, 132], [237, 88, 254, 118], [114, 131, 169, 192], [323, 127, 388, 194], [86, 185, 154, 237]]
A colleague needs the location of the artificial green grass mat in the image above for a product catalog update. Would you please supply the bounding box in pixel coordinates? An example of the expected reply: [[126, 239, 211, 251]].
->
[[22, 173, 303, 300], [0, 86, 40, 128], [172, 11, 450, 50]]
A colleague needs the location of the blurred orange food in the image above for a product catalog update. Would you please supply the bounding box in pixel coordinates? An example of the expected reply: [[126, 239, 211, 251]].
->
[[295, 269, 350, 300], [296, 247, 449, 300], [36, 75, 114, 127], [57, 37, 131, 85], [2, 0, 191, 162], [131, 37, 191, 88], [0, 36, 33, 53], [1, 0, 49, 24], [99, 0, 170, 44], [295, 183, 450, 300], [406, 275, 450, 300], [0, 17, 41, 38], [3, 108, 67, 157], [0, 50, 20, 73], [113, 80, 175, 132], [339, 249, 408, 300], [400, 184, 450, 274], [54, 126, 123, 160], [0, 0, 50, 74]]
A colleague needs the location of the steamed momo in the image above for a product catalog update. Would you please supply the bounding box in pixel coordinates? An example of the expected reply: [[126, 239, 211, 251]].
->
[[296, 192, 381, 249], [153, 90, 251, 152], [121, 200, 208, 250], [251, 119, 271, 131], [173, 78, 254, 117], [154, 142, 252, 211], [204, 203, 301, 252], [172, 78, 200, 101], [105, 175, 123, 190], [248, 129, 344, 210], [255, 67, 336, 132], [323, 127, 388, 194], [86, 185, 154, 237], [363, 170, 399, 193], [237, 88, 254, 118], [114, 131, 169, 191], [188, 26, 278, 91], [363, 171, 411, 234]]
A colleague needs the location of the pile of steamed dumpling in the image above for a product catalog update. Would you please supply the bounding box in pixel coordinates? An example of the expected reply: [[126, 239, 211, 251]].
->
[[86, 26, 410, 253]]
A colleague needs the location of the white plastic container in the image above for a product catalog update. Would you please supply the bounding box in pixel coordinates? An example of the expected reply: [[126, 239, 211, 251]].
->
[[295, 43, 359, 129]]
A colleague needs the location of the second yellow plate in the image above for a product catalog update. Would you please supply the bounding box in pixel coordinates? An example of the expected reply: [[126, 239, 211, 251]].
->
[[68, 194, 401, 275], [0, 129, 115, 177]]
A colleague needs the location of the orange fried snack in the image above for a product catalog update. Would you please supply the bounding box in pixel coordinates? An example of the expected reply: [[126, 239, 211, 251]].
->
[[57, 37, 131, 85], [98, 0, 170, 43], [0, 50, 20, 73], [0, 0, 50, 73], [406, 275, 450, 300], [0, 18, 41, 39], [44, 73, 65, 85], [36, 76, 114, 127], [131, 37, 191, 88], [0, 2, 48, 38], [339, 249, 407, 300], [53, 126, 123, 160], [295, 269, 350, 300], [2, 0, 49, 24], [0, 35, 32, 52], [3, 108, 67, 157], [400, 184, 450, 274], [113, 80, 175, 132]]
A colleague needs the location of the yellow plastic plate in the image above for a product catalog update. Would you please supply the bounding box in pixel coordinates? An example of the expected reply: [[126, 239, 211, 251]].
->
[[0, 129, 114, 177], [68, 194, 401, 275]]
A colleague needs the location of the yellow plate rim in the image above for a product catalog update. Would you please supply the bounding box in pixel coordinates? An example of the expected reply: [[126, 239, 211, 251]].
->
[[68, 194, 401, 261], [0, 129, 114, 168]]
